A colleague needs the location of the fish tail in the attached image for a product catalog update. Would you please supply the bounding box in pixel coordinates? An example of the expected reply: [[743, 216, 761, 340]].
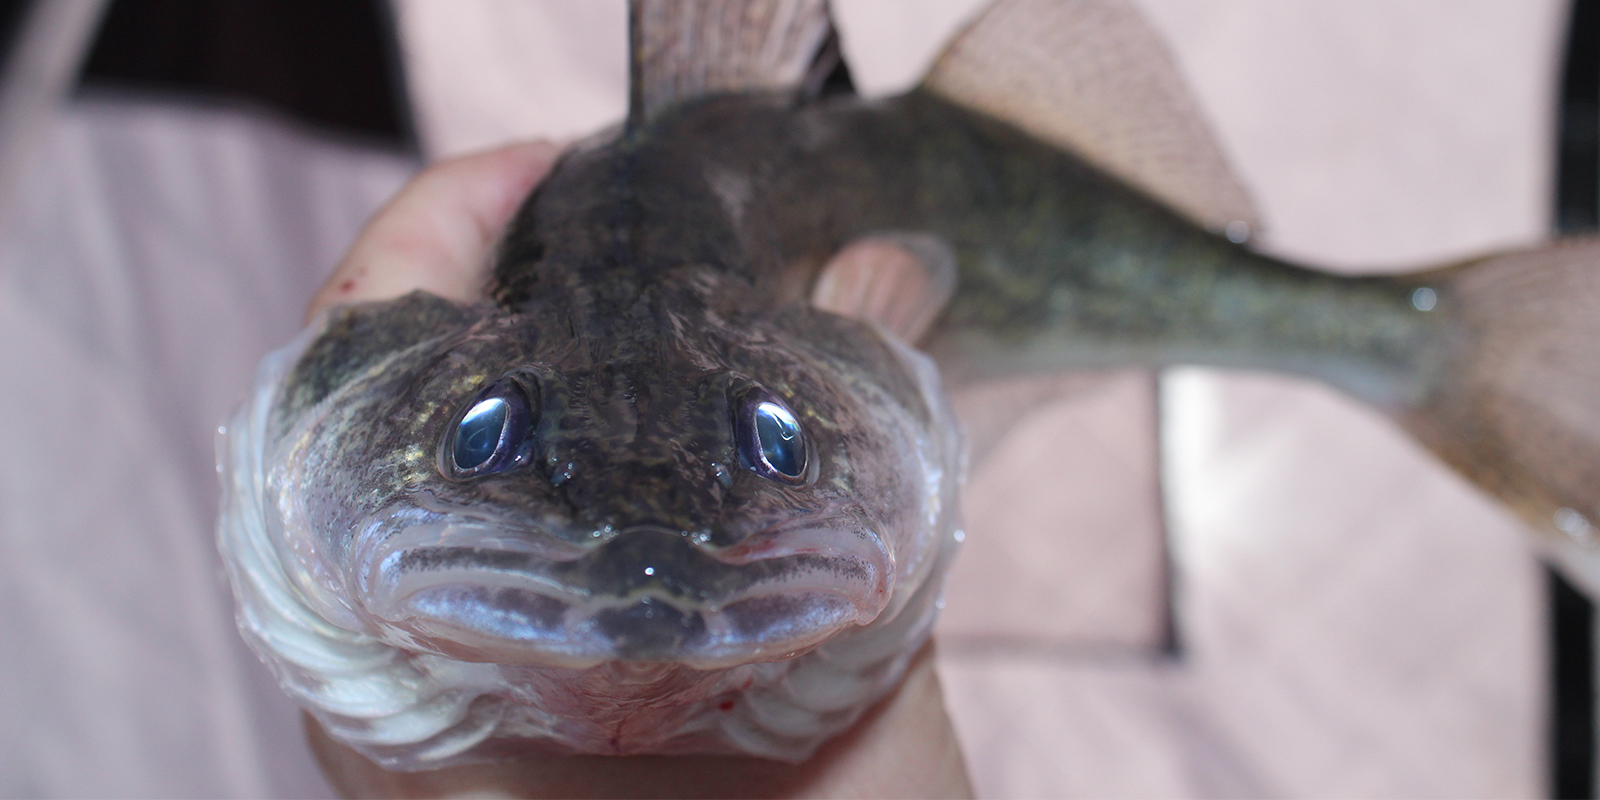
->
[[1401, 236, 1600, 580]]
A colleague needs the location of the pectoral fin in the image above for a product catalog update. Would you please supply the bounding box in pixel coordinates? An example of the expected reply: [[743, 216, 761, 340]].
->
[[811, 232, 956, 344]]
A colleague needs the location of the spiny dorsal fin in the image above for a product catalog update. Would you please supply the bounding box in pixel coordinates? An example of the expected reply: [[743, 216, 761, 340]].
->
[[628, 0, 835, 126], [923, 0, 1258, 236]]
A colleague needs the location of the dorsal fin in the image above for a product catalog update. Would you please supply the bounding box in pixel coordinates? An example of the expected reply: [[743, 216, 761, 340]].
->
[[923, 0, 1258, 236], [628, 0, 835, 127]]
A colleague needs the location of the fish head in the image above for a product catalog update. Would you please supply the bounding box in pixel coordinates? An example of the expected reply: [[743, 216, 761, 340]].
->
[[267, 284, 961, 671]]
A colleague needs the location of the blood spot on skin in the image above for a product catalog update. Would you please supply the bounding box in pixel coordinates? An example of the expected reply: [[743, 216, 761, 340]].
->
[[718, 699, 735, 712], [338, 280, 356, 293]]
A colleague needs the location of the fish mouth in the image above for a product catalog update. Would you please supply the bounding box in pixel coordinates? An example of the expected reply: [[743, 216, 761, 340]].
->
[[350, 513, 892, 669]]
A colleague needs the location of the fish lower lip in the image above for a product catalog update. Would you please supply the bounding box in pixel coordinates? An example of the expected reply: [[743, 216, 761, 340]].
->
[[595, 598, 707, 657], [394, 583, 864, 667], [355, 522, 889, 668]]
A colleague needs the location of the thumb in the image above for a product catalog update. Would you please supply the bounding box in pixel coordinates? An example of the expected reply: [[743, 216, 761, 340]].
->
[[307, 141, 561, 322]]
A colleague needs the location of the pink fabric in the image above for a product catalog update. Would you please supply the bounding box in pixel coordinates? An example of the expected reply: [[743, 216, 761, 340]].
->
[[0, 97, 413, 797]]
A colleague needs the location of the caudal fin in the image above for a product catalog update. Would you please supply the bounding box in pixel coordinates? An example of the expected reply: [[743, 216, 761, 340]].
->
[[1405, 237, 1600, 586]]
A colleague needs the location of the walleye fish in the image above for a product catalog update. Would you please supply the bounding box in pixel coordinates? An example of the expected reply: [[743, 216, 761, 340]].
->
[[219, 0, 1600, 770]]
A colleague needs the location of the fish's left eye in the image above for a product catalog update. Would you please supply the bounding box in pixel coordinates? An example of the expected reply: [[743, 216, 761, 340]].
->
[[444, 378, 535, 479], [735, 386, 810, 485]]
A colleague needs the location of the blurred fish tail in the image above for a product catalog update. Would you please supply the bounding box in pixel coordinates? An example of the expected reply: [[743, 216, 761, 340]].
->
[[1400, 237, 1600, 585]]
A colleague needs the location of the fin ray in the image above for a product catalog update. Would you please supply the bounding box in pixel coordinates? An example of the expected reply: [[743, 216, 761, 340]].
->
[[630, 0, 834, 124], [923, 0, 1258, 234], [811, 232, 957, 345], [1406, 237, 1600, 580]]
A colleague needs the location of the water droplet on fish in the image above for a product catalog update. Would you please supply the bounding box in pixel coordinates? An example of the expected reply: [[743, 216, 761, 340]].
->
[[1411, 287, 1437, 311], [217, 425, 227, 435], [1556, 507, 1594, 544], [1224, 220, 1251, 244], [644, 567, 655, 576], [953, 529, 966, 543]]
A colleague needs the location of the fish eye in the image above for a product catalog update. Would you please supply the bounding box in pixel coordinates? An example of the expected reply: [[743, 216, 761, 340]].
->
[[735, 386, 809, 485], [445, 378, 535, 479]]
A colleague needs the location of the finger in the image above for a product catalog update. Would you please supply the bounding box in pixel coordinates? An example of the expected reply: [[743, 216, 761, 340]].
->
[[307, 141, 561, 322]]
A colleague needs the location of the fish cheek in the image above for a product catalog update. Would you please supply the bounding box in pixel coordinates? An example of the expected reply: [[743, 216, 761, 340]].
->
[[288, 347, 463, 569], [276, 292, 482, 436], [796, 330, 943, 557]]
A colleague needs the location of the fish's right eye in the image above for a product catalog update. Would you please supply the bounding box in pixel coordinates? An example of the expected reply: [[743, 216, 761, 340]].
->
[[445, 378, 535, 479], [734, 385, 810, 486]]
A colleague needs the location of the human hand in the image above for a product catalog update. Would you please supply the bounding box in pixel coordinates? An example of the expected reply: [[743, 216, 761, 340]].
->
[[306, 141, 562, 320], [300, 143, 973, 799]]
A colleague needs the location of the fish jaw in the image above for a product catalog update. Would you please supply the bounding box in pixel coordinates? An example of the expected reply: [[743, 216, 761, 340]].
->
[[348, 506, 894, 671]]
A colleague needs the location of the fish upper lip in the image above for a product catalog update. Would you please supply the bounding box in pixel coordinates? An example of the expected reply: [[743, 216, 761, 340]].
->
[[350, 511, 892, 668]]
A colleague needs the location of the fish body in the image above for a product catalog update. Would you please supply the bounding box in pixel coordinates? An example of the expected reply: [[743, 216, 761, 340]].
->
[[219, 0, 1600, 770]]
